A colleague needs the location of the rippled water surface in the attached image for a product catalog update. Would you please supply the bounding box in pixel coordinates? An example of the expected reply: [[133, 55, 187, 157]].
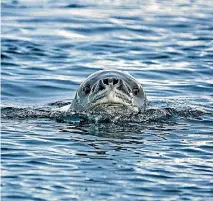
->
[[1, 0, 213, 200]]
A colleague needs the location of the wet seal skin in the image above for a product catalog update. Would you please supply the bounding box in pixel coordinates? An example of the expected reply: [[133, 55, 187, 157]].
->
[[68, 70, 147, 113]]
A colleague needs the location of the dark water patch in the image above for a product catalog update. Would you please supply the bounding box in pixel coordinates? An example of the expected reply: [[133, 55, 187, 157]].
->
[[2, 38, 47, 58], [2, 81, 31, 97], [4, 195, 47, 201], [1, 53, 13, 60], [63, 4, 86, 8], [1, 61, 19, 67], [25, 66, 52, 72]]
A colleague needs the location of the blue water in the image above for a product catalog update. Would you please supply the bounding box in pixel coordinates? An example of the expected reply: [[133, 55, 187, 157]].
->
[[1, 0, 213, 200]]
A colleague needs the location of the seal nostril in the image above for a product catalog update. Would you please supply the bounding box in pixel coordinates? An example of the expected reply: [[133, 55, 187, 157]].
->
[[113, 79, 119, 85], [103, 79, 109, 85]]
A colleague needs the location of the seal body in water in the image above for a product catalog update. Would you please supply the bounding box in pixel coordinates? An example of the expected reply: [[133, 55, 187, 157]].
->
[[67, 70, 147, 113]]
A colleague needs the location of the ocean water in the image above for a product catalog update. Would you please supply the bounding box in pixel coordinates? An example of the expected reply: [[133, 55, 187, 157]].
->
[[1, 0, 213, 200]]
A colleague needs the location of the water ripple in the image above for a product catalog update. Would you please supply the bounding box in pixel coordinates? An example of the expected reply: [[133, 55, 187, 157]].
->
[[2, 0, 213, 200]]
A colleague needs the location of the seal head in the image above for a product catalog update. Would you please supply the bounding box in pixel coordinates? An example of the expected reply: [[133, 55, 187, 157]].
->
[[68, 70, 147, 113]]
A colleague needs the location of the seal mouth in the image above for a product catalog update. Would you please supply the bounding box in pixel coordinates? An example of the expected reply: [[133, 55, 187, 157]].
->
[[87, 89, 137, 111], [89, 101, 130, 110], [88, 101, 139, 113]]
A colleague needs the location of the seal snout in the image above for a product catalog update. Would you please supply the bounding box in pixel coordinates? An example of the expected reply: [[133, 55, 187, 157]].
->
[[90, 77, 132, 106], [97, 77, 121, 91], [93, 77, 131, 97], [92, 77, 122, 93], [102, 78, 119, 86]]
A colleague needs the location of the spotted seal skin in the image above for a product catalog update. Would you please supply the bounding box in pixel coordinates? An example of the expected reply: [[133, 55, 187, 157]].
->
[[68, 70, 147, 113]]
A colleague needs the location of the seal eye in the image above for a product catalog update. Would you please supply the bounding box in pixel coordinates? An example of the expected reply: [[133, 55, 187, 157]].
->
[[83, 84, 91, 95], [132, 87, 139, 95], [103, 79, 109, 85]]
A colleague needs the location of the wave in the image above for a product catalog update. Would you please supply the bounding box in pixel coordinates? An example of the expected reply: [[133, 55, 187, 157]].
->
[[1, 100, 209, 126]]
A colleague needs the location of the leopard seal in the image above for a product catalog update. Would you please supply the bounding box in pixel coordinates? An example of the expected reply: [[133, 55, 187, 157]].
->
[[67, 70, 147, 113]]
